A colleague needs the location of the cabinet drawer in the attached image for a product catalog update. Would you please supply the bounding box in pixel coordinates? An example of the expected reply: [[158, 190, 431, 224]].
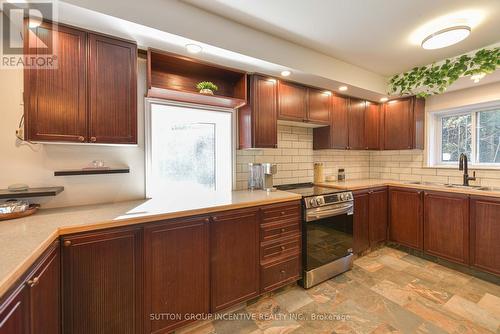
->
[[261, 256, 301, 293], [261, 202, 301, 223], [261, 235, 301, 263], [260, 219, 300, 242]]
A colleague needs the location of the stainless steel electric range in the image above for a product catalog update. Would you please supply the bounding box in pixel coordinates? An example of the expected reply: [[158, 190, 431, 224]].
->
[[276, 183, 354, 288]]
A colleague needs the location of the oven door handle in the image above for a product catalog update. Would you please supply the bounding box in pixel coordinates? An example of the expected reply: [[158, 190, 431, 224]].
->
[[306, 203, 353, 222]]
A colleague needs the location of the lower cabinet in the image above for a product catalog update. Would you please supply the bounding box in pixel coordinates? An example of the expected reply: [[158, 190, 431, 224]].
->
[[389, 187, 423, 250], [144, 216, 210, 334], [470, 196, 500, 275], [61, 227, 143, 334], [424, 191, 469, 264], [210, 208, 260, 312], [353, 187, 388, 253], [0, 241, 60, 334]]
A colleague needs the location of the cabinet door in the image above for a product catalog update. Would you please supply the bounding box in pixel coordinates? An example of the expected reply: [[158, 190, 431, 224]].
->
[[365, 102, 381, 150], [353, 191, 370, 253], [247, 75, 278, 148], [0, 285, 29, 334], [330, 95, 349, 149], [470, 196, 500, 275], [369, 188, 388, 245], [211, 208, 259, 312], [307, 88, 330, 124], [88, 34, 137, 144], [424, 192, 469, 264], [144, 217, 209, 333], [383, 98, 412, 150], [62, 227, 143, 334], [348, 98, 366, 150], [24, 22, 87, 142], [277, 81, 307, 121], [389, 188, 423, 250], [28, 242, 60, 334]]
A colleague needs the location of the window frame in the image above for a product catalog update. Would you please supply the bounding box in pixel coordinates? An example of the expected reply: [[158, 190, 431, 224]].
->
[[144, 98, 237, 199], [428, 100, 500, 169]]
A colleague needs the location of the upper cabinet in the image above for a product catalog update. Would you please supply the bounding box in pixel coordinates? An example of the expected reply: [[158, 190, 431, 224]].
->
[[277, 81, 308, 122], [382, 96, 424, 150], [365, 102, 381, 150], [238, 75, 278, 149], [88, 34, 137, 144], [24, 22, 138, 144], [348, 98, 366, 150], [306, 88, 331, 124], [147, 49, 247, 109], [313, 94, 349, 149]]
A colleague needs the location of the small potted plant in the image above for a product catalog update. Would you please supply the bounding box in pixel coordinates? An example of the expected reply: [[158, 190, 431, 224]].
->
[[196, 81, 218, 95]]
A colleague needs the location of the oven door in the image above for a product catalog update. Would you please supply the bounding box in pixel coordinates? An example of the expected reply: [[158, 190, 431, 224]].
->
[[303, 202, 353, 272]]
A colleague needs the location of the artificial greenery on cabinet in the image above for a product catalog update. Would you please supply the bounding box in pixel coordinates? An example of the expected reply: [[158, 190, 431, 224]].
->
[[389, 47, 500, 98]]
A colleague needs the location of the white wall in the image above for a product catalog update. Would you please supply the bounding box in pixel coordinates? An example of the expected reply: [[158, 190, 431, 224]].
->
[[0, 59, 147, 209]]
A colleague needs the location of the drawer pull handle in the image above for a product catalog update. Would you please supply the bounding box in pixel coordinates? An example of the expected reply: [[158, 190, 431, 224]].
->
[[281, 228, 286, 233], [78, 136, 85, 142], [281, 246, 286, 250], [27, 277, 39, 288], [63, 240, 72, 247]]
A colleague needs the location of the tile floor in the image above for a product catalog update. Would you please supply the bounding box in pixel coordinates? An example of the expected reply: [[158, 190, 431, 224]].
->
[[178, 247, 500, 334]]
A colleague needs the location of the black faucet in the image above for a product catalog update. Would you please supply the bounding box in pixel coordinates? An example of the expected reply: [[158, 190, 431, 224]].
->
[[459, 153, 476, 186]]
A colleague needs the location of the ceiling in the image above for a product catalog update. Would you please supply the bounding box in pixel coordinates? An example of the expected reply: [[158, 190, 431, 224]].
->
[[182, 0, 500, 76]]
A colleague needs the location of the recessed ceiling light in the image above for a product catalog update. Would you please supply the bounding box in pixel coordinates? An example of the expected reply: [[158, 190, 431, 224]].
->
[[323, 91, 332, 96], [281, 70, 291, 77], [380, 97, 388, 102], [421, 26, 471, 50], [185, 44, 202, 54], [338, 86, 348, 91]]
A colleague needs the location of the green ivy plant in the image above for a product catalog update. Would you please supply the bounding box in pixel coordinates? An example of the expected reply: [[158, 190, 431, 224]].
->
[[196, 81, 218, 92], [389, 47, 500, 98]]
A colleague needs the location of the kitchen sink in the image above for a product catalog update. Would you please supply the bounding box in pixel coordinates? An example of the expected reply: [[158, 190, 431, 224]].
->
[[477, 186, 500, 192], [405, 181, 446, 186], [443, 184, 482, 189]]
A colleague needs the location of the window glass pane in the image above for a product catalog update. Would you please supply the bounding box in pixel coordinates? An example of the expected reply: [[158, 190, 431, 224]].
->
[[149, 104, 232, 198], [441, 114, 471, 162], [477, 109, 500, 163]]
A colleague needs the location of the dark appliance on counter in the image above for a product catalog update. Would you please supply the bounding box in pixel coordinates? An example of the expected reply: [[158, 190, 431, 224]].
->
[[276, 183, 354, 288]]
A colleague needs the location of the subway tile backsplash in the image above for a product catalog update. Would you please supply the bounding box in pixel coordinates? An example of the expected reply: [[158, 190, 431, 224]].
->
[[236, 125, 500, 190]]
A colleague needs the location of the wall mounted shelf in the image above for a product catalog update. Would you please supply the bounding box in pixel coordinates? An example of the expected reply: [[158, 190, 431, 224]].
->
[[54, 168, 130, 176], [147, 49, 247, 109], [0, 186, 64, 199]]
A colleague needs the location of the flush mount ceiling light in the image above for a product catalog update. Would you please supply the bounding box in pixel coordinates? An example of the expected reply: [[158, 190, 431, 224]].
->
[[338, 86, 348, 91], [421, 26, 471, 50], [185, 44, 202, 54], [281, 70, 291, 77]]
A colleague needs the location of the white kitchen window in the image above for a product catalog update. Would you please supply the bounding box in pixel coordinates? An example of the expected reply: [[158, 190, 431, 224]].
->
[[145, 101, 234, 198], [429, 101, 500, 167]]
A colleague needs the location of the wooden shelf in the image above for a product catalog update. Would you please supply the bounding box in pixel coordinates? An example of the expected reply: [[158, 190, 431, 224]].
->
[[0, 187, 64, 199], [147, 49, 247, 109], [54, 167, 130, 176]]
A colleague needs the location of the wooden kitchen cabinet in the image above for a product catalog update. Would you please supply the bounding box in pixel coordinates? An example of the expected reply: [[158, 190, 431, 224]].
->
[[61, 227, 143, 334], [24, 22, 87, 143], [88, 33, 137, 144], [313, 94, 349, 149], [0, 284, 29, 334], [24, 22, 137, 144], [389, 187, 423, 250], [424, 191, 469, 265], [368, 187, 388, 245], [382, 97, 424, 150], [277, 81, 308, 122], [353, 190, 370, 253], [348, 98, 366, 150], [210, 208, 260, 312], [365, 102, 381, 150], [239, 75, 278, 148], [307, 88, 331, 124], [470, 196, 500, 275], [144, 217, 209, 334]]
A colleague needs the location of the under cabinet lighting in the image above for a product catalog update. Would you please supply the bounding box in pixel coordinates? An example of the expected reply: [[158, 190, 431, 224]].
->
[[421, 26, 471, 50]]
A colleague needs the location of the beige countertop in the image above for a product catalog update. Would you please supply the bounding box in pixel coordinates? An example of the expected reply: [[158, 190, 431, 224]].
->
[[316, 179, 500, 197], [0, 190, 301, 299]]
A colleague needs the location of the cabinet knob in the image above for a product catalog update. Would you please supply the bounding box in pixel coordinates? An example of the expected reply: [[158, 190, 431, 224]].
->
[[281, 246, 286, 250], [204, 218, 210, 223], [280, 270, 286, 274], [63, 240, 72, 247], [27, 277, 39, 288], [212, 217, 218, 222], [78, 136, 85, 142], [281, 228, 286, 233], [280, 211, 286, 215], [90, 136, 97, 142]]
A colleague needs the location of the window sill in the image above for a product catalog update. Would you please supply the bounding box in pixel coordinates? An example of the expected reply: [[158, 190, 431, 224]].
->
[[425, 164, 500, 171]]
